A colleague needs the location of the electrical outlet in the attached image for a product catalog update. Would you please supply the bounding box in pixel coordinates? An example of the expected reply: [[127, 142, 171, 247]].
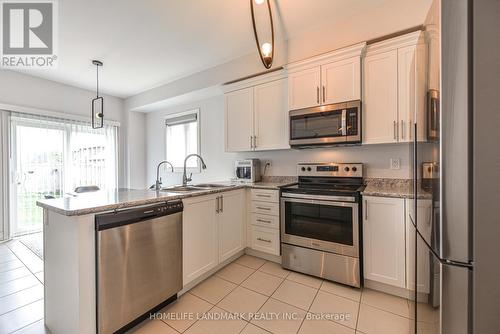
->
[[390, 158, 401, 170]]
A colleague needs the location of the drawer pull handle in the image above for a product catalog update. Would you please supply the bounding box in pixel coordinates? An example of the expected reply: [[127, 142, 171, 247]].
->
[[256, 194, 271, 198], [256, 219, 271, 224], [256, 206, 271, 210], [257, 237, 272, 243]]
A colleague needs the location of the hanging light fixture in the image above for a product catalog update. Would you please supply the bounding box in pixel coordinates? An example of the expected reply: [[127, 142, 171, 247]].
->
[[91, 60, 104, 129], [250, 0, 274, 69]]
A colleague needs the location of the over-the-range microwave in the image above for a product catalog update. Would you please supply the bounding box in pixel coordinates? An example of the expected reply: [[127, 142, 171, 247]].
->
[[289, 100, 361, 148]]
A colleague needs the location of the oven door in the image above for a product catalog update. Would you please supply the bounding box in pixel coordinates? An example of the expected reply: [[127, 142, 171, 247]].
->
[[280, 196, 359, 257]]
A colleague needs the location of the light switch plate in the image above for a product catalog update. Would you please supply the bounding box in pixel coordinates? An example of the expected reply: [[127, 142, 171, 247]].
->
[[390, 158, 401, 170]]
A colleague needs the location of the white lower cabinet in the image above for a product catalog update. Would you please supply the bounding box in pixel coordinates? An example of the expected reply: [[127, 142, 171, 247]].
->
[[363, 195, 432, 294], [219, 190, 245, 262], [363, 196, 406, 288], [405, 198, 432, 294], [247, 188, 280, 256], [250, 225, 280, 255], [182, 190, 245, 286], [182, 194, 219, 285]]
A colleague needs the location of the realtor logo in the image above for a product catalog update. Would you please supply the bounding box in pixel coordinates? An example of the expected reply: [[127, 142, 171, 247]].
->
[[1, 0, 58, 68]]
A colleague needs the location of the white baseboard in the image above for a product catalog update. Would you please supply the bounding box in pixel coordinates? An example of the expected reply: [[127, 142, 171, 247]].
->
[[364, 279, 428, 302], [244, 247, 281, 264]]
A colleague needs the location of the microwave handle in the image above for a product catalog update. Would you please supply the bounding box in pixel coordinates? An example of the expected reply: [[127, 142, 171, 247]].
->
[[341, 109, 347, 136]]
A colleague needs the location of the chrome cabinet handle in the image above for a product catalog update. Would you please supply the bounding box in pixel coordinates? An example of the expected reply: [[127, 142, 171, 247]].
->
[[253, 136, 257, 149], [256, 218, 272, 224], [257, 237, 271, 243], [250, 136, 253, 149], [316, 87, 320, 104], [220, 195, 223, 213], [216, 196, 220, 213], [401, 120, 405, 139], [256, 206, 271, 211], [365, 200, 368, 220], [393, 121, 397, 140], [256, 194, 271, 198], [322, 86, 326, 103]]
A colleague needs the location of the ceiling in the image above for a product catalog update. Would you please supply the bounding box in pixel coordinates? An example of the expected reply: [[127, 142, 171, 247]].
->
[[11, 0, 430, 98]]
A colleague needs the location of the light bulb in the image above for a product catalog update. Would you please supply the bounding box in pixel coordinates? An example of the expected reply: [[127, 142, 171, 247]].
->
[[261, 42, 272, 58], [254, 0, 265, 5]]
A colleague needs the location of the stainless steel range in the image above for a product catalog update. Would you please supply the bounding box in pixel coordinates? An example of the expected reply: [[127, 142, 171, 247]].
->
[[280, 163, 364, 288]]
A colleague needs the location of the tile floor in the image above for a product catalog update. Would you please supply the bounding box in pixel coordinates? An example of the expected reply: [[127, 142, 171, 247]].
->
[[0, 246, 438, 334], [0, 240, 46, 334], [129, 255, 439, 334]]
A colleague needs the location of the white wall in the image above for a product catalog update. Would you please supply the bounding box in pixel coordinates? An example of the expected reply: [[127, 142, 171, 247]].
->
[[127, 0, 432, 111], [0, 70, 146, 188], [145, 95, 413, 187]]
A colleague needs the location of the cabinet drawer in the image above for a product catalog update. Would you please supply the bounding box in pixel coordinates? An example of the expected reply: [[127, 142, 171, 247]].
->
[[251, 213, 279, 229], [250, 225, 280, 255], [251, 189, 279, 203], [251, 201, 279, 216]]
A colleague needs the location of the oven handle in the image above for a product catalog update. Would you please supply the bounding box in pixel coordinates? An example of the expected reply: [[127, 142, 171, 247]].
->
[[281, 192, 356, 203], [280, 196, 359, 209]]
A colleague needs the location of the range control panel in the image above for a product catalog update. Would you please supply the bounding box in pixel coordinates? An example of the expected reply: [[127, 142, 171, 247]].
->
[[297, 163, 363, 178]]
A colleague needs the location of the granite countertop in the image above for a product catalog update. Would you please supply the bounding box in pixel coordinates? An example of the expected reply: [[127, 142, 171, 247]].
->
[[37, 177, 296, 216], [362, 178, 432, 199]]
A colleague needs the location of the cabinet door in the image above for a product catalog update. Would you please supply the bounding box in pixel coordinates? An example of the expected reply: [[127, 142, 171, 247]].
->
[[254, 79, 289, 150], [363, 196, 406, 288], [398, 44, 427, 143], [363, 50, 399, 144], [225, 87, 254, 152], [321, 56, 361, 104], [182, 195, 218, 285], [406, 199, 432, 293], [288, 67, 321, 110], [218, 190, 245, 262]]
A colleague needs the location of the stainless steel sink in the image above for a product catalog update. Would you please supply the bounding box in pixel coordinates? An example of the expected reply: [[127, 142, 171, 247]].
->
[[192, 183, 233, 189], [161, 183, 234, 193], [161, 186, 203, 192]]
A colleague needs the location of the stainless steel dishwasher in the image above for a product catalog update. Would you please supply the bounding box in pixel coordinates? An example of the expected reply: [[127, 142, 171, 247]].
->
[[95, 200, 183, 334]]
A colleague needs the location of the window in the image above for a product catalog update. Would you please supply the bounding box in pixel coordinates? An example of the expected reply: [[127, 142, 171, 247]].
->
[[9, 112, 118, 236], [165, 109, 200, 171]]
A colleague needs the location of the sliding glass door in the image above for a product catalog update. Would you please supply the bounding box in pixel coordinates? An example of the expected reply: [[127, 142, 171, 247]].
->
[[9, 113, 118, 237], [11, 123, 65, 236]]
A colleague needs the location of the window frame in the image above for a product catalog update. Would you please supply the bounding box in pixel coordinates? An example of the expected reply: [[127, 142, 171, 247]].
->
[[164, 108, 201, 173]]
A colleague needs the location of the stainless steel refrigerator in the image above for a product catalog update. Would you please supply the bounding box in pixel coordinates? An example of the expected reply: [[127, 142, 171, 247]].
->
[[411, 0, 500, 333]]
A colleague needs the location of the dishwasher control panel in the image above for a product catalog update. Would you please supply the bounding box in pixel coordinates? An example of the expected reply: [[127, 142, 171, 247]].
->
[[95, 200, 183, 231]]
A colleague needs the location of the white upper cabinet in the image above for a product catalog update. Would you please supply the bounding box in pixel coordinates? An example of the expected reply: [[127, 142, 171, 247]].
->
[[321, 57, 361, 105], [287, 43, 366, 111], [363, 31, 427, 144], [224, 87, 254, 152], [363, 50, 399, 144], [224, 71, 289, 152], [363, 196, 406, 288], [398, 44, 427, 142], [254, 78, 289, 150], [288, 67, 321, 110]]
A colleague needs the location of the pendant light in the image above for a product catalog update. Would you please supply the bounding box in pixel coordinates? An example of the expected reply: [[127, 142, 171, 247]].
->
[[250, 0, 274, 69], [91, 60, 104, 129]]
